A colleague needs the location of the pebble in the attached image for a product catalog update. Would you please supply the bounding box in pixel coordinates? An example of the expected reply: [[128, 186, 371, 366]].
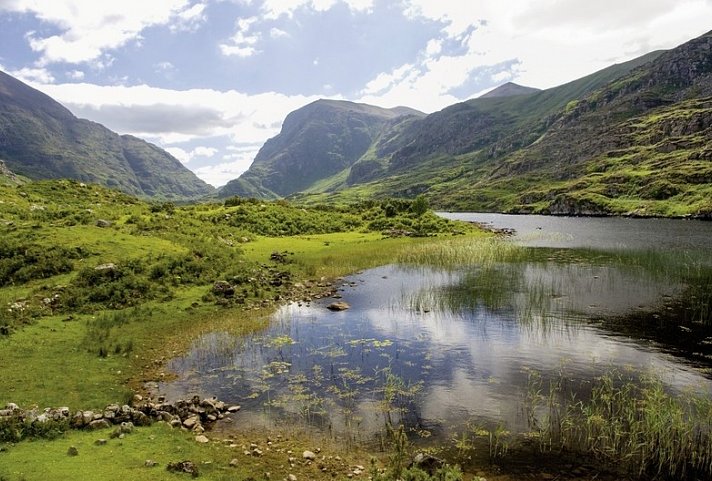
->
[[195, 435, 210, 443], [303, 450, 317, 461], [288, 474, 297, 481]]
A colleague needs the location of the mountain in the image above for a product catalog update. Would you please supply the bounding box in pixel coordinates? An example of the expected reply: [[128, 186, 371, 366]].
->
[[479, 82, 541, 98], [219, 99, 424, 198], [221, 30, 712, 218], [0, 70, 213, 199]]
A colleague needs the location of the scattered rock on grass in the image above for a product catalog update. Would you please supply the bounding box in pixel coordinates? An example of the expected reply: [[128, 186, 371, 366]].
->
[[167, 460, 199, 478], [67, 446, 79, 456]]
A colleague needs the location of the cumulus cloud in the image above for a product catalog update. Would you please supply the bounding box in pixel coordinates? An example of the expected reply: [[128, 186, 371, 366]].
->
[[220, 16, 261, 57], [0, 0, 208, 65], [165, 145, 218, 164], [4, 66, 55, 83]]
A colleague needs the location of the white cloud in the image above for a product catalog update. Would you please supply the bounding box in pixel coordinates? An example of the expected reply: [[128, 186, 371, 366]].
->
[[34, 81, 318, 142], [66, 70, 85, 80], [165, 145, 218, 164], [269, 27, 289, 39], [6, 66, 55, 83], [171, 1, 208, 32], [359, 0, 712, 113], [0, 0, 207, 65], [220, 16, 261, 57], [193, 155, 257, 186]]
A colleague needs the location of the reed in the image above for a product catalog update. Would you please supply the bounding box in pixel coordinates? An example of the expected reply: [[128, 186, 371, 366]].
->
[[397, 238, 525, 268], [527, 369, 712, 479]]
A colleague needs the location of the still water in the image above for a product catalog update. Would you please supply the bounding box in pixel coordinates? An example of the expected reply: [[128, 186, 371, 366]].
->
[[158, 214, 712, 444]]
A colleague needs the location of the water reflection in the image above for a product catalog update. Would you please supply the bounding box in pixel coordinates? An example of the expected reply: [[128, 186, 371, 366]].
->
[[159, 261, 711, 444]]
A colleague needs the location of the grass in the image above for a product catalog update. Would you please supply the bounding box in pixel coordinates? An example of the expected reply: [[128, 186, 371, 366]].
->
[[0, 422, 375, 481], [527, 369, 712, 479]]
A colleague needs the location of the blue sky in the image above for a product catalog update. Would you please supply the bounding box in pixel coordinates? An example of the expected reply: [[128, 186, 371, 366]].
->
[[1, 0, 711, 186]]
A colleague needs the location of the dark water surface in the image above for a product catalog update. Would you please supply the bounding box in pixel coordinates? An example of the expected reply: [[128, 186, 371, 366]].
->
[[158, 214, 712, 445]]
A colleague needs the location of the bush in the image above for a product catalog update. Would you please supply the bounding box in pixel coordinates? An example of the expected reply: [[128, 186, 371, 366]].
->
[[0, 240, 84, 286]]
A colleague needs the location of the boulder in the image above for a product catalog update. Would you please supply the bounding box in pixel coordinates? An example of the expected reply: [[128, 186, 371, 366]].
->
[[95, 219, 112, 228], [88, 419, 112, 430]]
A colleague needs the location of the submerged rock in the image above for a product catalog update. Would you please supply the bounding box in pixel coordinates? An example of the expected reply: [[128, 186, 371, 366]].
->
[[327, 301, 350, 311]]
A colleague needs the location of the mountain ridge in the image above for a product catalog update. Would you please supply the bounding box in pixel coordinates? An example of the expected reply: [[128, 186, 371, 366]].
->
[[219, 30, 712, 217], [0, 70, 214, 199]]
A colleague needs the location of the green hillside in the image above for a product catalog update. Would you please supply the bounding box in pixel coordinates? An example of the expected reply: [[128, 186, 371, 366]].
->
[[226, 29, 712, 218], [0, 70, 214, 199], [219, 99, 424, 199]]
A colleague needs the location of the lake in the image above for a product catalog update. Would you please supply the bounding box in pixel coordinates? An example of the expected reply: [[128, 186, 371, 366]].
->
[[157, 214, 712, 453]]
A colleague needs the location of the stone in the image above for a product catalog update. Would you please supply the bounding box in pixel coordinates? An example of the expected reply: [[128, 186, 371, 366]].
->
[[94, 263, 117, 272], [145, 460, 158, 468], [288, 474, 297, 481], [227, 405, 241, 413], [88, 419, 112, 430], [166, 460, 199, 477], [183, 416, 200, 429], [229, 458, 239, 467], [302, 450, 317, 461], [67, 446, 79, 456], [410, 453, 445, 475], [327, 301, 350, 311], [94, 439, 108, 446], [95, 219, 112, 228], [195, 435, 210, 444]]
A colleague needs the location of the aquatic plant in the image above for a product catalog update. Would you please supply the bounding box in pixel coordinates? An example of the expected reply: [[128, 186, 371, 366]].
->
[[398, 237, 525, 268], [526, 369, 712, 479]]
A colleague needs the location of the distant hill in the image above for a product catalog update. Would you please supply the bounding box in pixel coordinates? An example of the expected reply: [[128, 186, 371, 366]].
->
[[219, 99, 424, 198], [0, 70, 213, 199], [480, 82, 541, 98]]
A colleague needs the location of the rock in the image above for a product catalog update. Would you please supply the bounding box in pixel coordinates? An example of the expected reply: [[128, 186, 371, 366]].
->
[[88, 419, 112, 430], [166, 460, 199, 477], [410, 453, 445, 475], [302, 450, 317, 461], [5, 403, 19, 411], [288, 474, 297, 481], [94, 263, 117, 272], [195, 435, 210, 444], [145, 459, 158, 467], [94, 439, 108, 446], [183, 416, 200, 429], [227, 405, 241, 413], [131, 410, 151, 427], [252, 448, 264, 456], [95, 219, 112, 228], [229, 458, 239, 467], [327, 301, 350, 311], [212, 281, 235, 297], [67, 446, 79, 456]]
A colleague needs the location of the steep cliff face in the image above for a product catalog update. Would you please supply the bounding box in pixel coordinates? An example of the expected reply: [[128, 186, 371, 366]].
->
[[219, 99, 424, 198], [0, 70, 213, 199]]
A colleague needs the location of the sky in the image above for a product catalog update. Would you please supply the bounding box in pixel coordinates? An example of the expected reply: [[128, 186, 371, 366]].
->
[[0, 1, 711, 187]]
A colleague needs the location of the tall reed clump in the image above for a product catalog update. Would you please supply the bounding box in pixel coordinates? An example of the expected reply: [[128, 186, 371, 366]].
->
[[527, 370, 712, 479], [397, 238, 524, 268]]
